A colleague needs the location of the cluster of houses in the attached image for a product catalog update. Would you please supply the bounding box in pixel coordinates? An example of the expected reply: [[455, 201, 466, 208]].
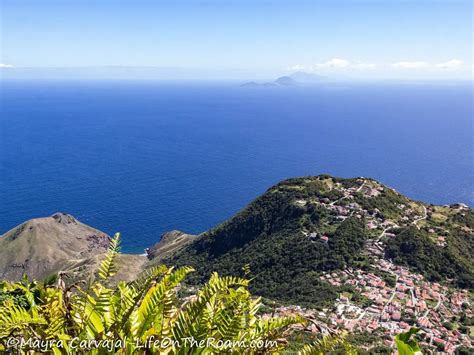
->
[[312, 232, 472, 353], [275, 252, 472, 352], [287, 179, 473, 352], [318, 261, 472, 352]]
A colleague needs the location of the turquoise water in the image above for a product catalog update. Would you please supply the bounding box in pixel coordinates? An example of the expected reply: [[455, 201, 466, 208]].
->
[[1, 80, 472, 252]]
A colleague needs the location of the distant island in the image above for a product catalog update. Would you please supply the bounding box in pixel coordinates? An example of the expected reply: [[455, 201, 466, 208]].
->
[[1, 175, 472, 352], [241, 71, 328, 87]]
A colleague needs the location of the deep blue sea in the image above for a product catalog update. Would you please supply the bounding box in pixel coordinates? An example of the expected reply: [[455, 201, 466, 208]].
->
[[0, 80, 472, 252]]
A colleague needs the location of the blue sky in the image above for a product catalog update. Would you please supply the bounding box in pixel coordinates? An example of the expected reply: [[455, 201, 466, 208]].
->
[[0, 0, 472, 79]]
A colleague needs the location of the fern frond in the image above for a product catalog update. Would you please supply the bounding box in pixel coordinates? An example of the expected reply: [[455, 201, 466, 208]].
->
[[133, 266, 194, 338], [0, 304, 47, 338], [132, 264, 169, 287], [253, 314, 305, 339], [171, 273, 249, 341], [299, 332, 353, 355], [98, 233, 121, 281]]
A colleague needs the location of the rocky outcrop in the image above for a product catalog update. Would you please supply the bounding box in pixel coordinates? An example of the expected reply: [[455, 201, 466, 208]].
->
[[147, 230, 196, 260]]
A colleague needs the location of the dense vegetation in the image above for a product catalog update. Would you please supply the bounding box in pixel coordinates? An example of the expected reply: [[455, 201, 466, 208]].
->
[[162, 177, 370, 307], [161, 176, 474, 305], [0, 234, 358, 354], [0, 233, 425, 354], [385, 226, 474, 289], [352, 187, 410, 220]]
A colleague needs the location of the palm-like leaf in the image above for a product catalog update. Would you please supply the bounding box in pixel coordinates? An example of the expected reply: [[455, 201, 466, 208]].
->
[[132, 266, 193, 339], [0, 303, 47, 338], [98, 233, 121, 281], [299, 332, 356, 355]]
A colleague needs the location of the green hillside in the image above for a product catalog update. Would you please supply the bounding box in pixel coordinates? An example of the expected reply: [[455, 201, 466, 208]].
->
[[385, 212, 474, 288], [158, 176, 474, 306]]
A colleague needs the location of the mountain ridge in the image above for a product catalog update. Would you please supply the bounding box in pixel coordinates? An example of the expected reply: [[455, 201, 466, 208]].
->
[[1, 176, 472, 353], [1, 176, 472, 300], [157, 175, 473, 305]]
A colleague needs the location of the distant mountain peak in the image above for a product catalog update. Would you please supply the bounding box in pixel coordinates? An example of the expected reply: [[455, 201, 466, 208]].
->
[[274, 76, 298, 86], [289, 71, 327, 83], [240, 72, 328, 88]]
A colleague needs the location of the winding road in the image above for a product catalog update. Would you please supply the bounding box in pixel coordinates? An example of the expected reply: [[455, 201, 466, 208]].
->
[[413, 205, 427, 227]]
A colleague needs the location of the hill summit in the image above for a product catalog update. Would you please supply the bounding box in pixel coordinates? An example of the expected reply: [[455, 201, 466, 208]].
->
[[0, 212, 147, 282], [156, 175, 473, 306], [0, 213, 111, 281]]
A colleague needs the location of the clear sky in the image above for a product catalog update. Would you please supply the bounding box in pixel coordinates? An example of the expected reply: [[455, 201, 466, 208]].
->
[[0, 0, 472, 80]]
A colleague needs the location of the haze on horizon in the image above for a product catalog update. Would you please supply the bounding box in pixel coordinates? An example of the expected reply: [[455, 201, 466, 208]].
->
[[0, 0, 472, 81]]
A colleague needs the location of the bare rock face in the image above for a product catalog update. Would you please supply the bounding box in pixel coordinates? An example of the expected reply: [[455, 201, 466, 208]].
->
[[147, 230, 195, 260], [51, 212, 77, 225], [0, 213, 112, 281]]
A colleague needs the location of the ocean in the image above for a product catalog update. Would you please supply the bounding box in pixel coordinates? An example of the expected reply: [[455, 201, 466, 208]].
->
[[0, 80, 472, 252]]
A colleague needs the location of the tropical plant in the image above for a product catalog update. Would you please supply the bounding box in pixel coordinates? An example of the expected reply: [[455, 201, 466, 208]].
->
[[0, 233, 333, 354], [298, 331, 357, 354], [395, 327, 423, 355], [0, 274, 41, 309]]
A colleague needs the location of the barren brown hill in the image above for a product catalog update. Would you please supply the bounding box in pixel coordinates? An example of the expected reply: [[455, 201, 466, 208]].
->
[[0, 212, 146, 282]]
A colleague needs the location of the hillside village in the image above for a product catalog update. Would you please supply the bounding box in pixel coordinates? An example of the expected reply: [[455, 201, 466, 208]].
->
[[271, 178, 473, 353], [1, 176, 472, 353]]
